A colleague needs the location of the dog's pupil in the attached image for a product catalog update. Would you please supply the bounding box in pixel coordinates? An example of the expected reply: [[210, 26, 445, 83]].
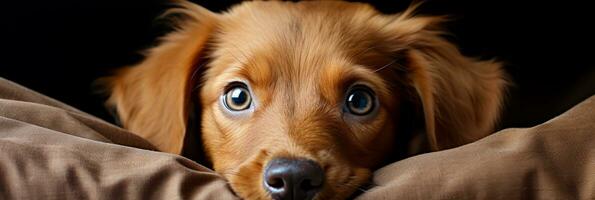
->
[[351, 92, 367, 108], [231, 88, 247, 105], [348, 90, 371, 113]]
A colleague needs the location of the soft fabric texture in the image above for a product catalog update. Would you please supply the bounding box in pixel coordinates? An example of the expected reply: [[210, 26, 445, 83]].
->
[[0, 78, 237, 200], [0, 77, 593, 200]]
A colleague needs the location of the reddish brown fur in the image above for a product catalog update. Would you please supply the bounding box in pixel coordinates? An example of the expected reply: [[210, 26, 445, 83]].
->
[[105, 1, 508, 199]]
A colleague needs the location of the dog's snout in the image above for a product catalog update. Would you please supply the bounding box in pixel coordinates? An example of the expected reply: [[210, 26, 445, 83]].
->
[[263, 158, 324, 200]]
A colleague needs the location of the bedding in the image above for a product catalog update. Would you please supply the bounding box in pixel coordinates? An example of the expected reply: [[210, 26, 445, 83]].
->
[[0, 77, 593, 200]]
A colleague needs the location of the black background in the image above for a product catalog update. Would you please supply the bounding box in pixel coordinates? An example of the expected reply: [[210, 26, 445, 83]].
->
[[1, 0, 593, 130]]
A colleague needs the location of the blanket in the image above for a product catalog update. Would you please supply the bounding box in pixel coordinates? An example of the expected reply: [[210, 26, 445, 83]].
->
[[0, 77, 593, 200]]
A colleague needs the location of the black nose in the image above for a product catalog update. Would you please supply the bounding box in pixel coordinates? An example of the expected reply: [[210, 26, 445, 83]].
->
[[263, 158, 325, 200]]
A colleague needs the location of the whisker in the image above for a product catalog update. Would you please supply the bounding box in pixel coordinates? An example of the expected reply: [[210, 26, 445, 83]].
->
[[373, 58, 398, 73], [190, 62, 207, 91]]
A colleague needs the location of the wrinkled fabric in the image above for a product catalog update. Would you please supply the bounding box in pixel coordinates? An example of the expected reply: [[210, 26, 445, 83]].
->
[[0, 77, 593, 200], [357, 96, 595, 200], [0, 78, 238, 200]]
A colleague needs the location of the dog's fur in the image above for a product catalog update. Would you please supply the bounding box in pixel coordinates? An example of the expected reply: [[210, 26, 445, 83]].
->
[[105, 1, 507, 199]]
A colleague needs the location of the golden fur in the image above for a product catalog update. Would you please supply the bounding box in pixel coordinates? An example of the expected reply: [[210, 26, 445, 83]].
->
[[105, 1, 508, 199]]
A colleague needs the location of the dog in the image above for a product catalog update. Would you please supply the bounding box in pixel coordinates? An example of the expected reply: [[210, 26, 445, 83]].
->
[[104, 1, 508, 199]]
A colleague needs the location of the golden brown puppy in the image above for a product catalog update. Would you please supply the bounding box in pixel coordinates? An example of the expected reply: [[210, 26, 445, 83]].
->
[[105, 1, 508, 200]]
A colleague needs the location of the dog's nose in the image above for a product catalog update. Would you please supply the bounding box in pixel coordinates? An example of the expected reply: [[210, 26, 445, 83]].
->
[[263, 157, 324, 200]]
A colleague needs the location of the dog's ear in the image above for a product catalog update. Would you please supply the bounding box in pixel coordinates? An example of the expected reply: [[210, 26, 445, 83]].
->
[[104, 2, 218, 154], [407, 48, 507, 151], [386, 9, 508, 150]]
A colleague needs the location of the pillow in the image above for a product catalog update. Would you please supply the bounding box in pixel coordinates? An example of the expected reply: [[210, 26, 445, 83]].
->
[[1, 78, 593, 200]]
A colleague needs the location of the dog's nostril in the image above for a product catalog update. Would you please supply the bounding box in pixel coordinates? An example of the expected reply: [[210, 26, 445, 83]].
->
[[263, 157, 324, 200], [266, 176, 285, 189]]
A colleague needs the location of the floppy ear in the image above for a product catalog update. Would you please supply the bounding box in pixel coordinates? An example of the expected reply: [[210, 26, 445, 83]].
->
[[104, 2, 218, 154], [388, 11, 508, 150], [408, 48, 507, 150]]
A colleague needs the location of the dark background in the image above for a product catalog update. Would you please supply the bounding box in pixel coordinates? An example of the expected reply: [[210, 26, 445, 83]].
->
[[0, 0, 593, 130]]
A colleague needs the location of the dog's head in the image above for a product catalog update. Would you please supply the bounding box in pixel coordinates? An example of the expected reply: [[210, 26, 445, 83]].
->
[[105, 1, 507, 199]]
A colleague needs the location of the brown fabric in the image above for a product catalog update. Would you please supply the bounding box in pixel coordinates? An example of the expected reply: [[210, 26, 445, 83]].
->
[[0, 77, 593, 200], [357, 96, 595, 199], [0, 78, 238, 200]]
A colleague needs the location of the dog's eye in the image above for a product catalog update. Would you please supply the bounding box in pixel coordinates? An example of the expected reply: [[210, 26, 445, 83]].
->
[[345, 86, 375, 115], [224, 84, 252, 111]]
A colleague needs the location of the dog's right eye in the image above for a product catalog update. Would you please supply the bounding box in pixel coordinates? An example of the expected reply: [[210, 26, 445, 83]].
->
[[224, 84, 252, 111], [345, 85, 376, 116]]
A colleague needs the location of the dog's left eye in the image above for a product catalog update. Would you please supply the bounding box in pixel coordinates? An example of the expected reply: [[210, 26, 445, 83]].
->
[[345, 86, 375, 115], [224, 84, 252, 111]]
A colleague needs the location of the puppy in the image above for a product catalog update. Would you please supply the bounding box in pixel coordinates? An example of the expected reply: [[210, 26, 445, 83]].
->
[[105, 1, 507, 200]]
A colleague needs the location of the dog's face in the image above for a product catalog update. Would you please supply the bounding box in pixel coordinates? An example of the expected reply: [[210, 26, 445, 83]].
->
[[106, 1, 507, 200], [200, 5, 403, 198], [201, 50, 395, 199]]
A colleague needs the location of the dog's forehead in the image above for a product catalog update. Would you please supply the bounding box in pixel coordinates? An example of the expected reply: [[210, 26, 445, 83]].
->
[[212, 1, 395, 63], [209, 2, 397, 82]]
